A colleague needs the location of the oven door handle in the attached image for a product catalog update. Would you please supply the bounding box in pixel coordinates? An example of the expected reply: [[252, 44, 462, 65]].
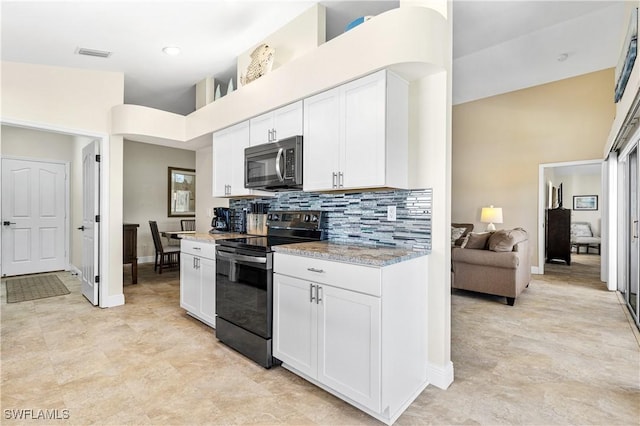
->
[[217, 251, 267, 264], [275, 148, 284, 182]]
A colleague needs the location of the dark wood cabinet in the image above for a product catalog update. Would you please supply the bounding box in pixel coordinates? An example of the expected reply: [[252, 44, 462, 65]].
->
[[123, 223, 140, 284], [546, 208, 571, 265]]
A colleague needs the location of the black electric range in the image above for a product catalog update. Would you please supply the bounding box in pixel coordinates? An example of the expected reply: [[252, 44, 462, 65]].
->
[[215, 210, 325, 368]]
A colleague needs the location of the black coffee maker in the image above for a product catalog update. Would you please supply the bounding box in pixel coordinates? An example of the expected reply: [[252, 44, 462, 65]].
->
[[210, 208, 230, 233]]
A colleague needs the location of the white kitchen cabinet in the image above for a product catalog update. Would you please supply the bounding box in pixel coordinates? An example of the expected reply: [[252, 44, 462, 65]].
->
[[273, 252, 428, 425], [212, 121, 251, 197], [303, 69, 408, 192], [180, 240, 217, 327], [250, 101, 303, 146]]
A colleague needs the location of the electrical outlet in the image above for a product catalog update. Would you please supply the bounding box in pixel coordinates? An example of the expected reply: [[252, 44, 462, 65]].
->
[[387, 205, 397, 221]]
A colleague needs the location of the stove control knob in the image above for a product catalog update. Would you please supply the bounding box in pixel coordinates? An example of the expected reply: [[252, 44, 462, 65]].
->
[[311, 215, 319, 222], [272, 214, 279, 221], [267, 214, 272, 220], [304, 214, 311, 222]]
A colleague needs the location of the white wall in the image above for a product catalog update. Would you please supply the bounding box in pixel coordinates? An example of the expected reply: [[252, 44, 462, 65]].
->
[[122, 140, 196, 260], [560, 172, 602, 236]]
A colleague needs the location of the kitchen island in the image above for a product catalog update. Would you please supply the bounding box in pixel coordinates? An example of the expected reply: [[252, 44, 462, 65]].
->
[[272, 242, 429, 425]]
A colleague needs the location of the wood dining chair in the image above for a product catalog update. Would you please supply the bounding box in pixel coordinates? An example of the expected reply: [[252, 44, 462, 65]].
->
[[181, 219, 196, 231], [149, 221, 180, 273]]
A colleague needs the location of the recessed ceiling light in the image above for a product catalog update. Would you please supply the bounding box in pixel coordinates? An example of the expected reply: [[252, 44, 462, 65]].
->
[[162, 46, 181, 56], [557, 53, 569, 62]]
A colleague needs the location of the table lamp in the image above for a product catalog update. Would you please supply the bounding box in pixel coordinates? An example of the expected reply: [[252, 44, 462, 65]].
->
[[481, 205, 503, 231]]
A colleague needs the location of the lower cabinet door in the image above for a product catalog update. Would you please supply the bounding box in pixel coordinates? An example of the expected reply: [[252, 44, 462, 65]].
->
[[199, 257, 216, 327], [273, 274, 317, 377], [317, 284, 381, 412], [180, 253, 200, 314]]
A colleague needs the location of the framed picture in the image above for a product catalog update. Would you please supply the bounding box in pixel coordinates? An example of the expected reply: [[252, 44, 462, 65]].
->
[[168, 167, 196, 217], [573, 195, 598, 211]]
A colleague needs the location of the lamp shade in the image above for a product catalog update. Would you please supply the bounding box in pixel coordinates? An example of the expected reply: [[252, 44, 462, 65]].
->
[[481, 206, 503, 231]]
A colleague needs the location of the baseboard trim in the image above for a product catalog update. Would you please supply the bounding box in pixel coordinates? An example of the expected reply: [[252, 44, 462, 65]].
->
[[67, 264, 82, 276], [101, 292, 125, 308], [428, 360, 454, 390], [531, 266, 541, 274]]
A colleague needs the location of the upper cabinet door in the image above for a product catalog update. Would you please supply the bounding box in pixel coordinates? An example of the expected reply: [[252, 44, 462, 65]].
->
[[341, 72, 387, 189], [302, 70, 408, 192], [212, 121, 251, 197], [250, 101, 303, 146], [212, 129, 232, 197], [303, 87, 341, 192], [272, 100, 303, 141], [249, 112, 273, 146]]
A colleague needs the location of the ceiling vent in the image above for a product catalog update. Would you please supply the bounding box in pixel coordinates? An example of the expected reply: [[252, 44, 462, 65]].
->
[[76, 47, 112, 58]]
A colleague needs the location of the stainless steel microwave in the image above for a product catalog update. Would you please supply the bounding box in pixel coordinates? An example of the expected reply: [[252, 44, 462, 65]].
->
[[244, 136, 303, 190]]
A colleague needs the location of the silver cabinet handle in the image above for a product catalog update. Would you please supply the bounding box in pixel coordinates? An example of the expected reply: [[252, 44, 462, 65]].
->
[[307, 267, 324, 273], [332, 172, 337, 188], [633, 220, 639, 239], [193, 247, 201, 251], [310, 283, 316, 303], [317, 285, 322, 304], [338, 172, 344, 188], [273, 128, 277, 141]]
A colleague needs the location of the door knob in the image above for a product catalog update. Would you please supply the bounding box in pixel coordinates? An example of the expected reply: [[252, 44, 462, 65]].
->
[[77, 226, 85, 231], [3, 221, 16, 226]]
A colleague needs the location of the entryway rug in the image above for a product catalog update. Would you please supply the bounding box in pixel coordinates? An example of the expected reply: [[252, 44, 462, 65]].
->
[[5, 274, 70, 303]]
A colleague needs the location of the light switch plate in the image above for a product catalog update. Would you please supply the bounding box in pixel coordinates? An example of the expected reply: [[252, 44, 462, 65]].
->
[[387, 205, 397, 221]]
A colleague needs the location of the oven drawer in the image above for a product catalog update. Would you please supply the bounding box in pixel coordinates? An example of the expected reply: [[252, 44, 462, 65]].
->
[[181, 239, 216, 259], [274, 253, 381, 296]]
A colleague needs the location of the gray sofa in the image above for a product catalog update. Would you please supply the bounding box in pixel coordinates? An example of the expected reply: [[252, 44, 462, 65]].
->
[[451, 228, 531, 306]]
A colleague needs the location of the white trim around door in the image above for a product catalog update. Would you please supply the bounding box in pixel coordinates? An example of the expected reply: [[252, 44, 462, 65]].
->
[[0, 117, 116, 308], [537, 159, 604, 277]]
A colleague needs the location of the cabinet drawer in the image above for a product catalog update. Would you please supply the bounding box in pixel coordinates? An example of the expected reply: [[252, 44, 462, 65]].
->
[[181, 239, 216, 259], [274, 253, 381, 296]]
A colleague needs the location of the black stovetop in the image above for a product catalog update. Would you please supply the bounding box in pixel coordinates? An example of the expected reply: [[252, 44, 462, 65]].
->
[[216, 235, 312, 252], [216, 210, 326, 252]]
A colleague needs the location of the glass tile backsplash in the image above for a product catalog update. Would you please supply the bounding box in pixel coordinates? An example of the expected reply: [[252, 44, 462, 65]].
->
[[229, 189, 432, 252]]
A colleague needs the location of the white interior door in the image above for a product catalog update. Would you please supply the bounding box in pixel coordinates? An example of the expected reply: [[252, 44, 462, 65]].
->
[[1, 158, 67, 276], [81, 141, 100, 305]]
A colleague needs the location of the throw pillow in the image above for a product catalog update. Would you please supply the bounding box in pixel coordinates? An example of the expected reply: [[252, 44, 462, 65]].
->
[[464, 232, 493, 249], [571, 222, 593, 238], [451, 226, 467, 246], [488, 228, 528, 252]]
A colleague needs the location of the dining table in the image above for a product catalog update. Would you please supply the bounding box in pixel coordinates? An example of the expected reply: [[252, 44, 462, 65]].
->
[[161, 230, 196, 240]]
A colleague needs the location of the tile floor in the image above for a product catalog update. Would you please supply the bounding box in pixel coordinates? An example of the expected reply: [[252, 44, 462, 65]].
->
[[1, 255, 639, 425]]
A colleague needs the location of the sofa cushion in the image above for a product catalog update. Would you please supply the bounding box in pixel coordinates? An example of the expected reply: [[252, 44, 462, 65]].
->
[[488, 228, 528, 252], [463, 232, 493, 249], [451, 223, 474, 246], [451, 226, 467, 246]]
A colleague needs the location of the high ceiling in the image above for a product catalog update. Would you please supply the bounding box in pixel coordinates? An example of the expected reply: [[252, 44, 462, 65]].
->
[[1, 1, 628, 115]]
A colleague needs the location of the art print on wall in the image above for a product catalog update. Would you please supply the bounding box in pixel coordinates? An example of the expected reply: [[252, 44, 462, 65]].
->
[[573, 195, 598, 211], [168, 167, 196, 217]]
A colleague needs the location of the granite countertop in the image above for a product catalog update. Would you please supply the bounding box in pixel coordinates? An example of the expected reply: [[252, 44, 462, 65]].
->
[[180, 232, 247, 243], [273, 241, 428, 267]]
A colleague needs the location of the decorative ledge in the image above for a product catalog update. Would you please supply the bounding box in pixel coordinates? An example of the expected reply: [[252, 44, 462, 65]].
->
[[111, 6, 448, 149]]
